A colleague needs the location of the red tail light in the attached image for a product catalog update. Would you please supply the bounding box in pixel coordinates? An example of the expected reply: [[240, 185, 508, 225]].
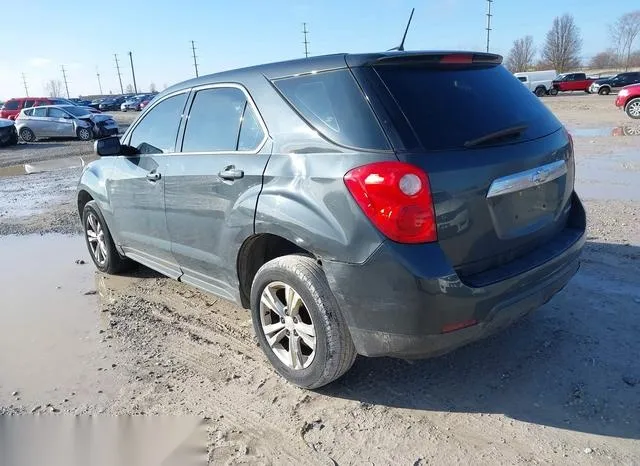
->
[[344, 161, 437, 244]]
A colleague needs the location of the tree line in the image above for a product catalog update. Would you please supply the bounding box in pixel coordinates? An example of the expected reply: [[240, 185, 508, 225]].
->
[[505, 10, 640, 73]]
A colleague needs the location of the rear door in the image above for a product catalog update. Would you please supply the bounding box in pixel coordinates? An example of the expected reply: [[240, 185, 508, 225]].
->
[[163, 84, 270, 299], [29, 107, 49, 136], [362, 57, 572, 278]]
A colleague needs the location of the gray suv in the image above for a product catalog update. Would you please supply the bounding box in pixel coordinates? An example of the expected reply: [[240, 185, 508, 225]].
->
[[77, 51, 586, 388]]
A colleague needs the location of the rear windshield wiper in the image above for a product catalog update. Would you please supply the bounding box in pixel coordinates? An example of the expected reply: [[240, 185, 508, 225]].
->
[[464, 124, 528, 148]]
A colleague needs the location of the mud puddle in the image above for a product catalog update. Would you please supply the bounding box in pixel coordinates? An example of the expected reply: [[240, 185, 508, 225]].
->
[[575, 152, 640, 200], [570, 125, 640, 138], [0, 234, 123, 409], [0, 156, 94, 178]]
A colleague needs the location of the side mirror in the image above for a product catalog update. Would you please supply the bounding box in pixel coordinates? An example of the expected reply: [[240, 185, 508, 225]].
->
[[94, 136, 121, 156]]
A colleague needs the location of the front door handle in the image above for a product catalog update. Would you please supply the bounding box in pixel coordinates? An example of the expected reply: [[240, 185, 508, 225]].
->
[[146, 171, 161, 181], [218, 166, 244, 181]]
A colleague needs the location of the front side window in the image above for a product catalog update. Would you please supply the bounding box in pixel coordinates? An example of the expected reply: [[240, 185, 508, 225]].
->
[[182, 87, 247, 152], [48, 107, 70, 119], [129, 93, 188, 154], [274, 69, 390, 150]]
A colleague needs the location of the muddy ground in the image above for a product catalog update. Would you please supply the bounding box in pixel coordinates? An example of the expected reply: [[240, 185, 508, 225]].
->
[[0, 95, 639, 464]]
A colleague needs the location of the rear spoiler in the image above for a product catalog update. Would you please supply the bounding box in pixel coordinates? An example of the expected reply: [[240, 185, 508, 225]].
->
[[347, 51, 503, 67]]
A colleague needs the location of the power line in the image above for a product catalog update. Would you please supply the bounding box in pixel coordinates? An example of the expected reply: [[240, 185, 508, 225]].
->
[[61, 65, 70, 98], [21, 73, 29, 97], [191, 40, 199, 77], [96, 67, 103, 95], [302, 22, 310, 58], [114, 54, 124, 94], [485, 0, 493, 53], [128, 51, 138, 94]]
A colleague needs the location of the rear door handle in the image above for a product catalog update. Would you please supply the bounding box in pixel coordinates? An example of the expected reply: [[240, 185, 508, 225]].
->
[[146, 171, 161, 181], [218, 166, 244, 181]]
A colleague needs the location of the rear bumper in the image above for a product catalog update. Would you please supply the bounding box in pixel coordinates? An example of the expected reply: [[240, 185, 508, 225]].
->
[[324, 194, 586, 358]]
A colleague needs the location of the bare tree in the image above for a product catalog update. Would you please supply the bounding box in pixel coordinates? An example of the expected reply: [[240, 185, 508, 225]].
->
[[149, 82, 157, 93], [542, 14, 583, 72], [125, 83, 134, 94], [609, 11, 640, 70], [505, 36, 536, 72], [45, 79, 63, 97], [589, 50, 619, 69]]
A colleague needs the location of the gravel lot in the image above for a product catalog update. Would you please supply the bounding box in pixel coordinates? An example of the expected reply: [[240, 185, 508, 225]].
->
[[0, 95, 639, 464]]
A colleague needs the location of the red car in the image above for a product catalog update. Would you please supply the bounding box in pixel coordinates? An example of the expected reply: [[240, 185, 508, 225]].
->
[[0, 97, 61, 120], [549, 72, 596, 95], [616, 83, 640, 119]]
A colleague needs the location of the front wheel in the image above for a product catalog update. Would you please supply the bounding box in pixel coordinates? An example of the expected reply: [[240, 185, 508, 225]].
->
[[77, 126, 93, 141], [625, 98, 640, 119], [82, 201, 130, 274], [250, 255, 356, 389]]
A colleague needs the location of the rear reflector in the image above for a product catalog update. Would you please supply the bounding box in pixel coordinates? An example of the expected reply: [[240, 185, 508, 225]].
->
[[344, 161, 437, 244], [441, 319, 478, 334]]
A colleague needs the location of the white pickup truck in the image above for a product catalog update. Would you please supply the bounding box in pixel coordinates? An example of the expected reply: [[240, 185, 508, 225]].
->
[[514, 70, 557, 97]]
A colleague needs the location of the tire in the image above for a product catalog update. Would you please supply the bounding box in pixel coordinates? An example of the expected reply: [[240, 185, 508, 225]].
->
[[534, 87, 547, 97], [82, 200, 130, 274], [77, 126, 93, 141], [625, 98, 640, 119], [598, 87, 611, 95], [19, 127, 35, 142], [549, 88, 559, 96], [250, 255, 357, 389]]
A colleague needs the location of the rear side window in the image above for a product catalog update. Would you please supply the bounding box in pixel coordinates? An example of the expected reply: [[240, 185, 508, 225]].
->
[[2, 100, 19, 110], [33, 107, 47, 117], [24, 99, 36, 108], [182, 87, 254, 152], [129, 93, 188, 154], [274, 69, 389, 151], [23, 108, 33, 116], [375, 64, 562, 151], [517, 77, 527, 82]]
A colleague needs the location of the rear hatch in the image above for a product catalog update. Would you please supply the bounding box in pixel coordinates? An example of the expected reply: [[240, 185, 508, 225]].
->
[[363, 53, 574, 279]]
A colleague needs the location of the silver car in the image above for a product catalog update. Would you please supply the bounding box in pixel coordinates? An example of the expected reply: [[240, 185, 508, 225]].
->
[[15, 105, 119, 142]]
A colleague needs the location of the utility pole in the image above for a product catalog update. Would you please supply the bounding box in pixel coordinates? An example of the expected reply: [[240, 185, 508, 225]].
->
[[114, 54, 124, 94], [96, 67, 103, 95], [128, 51, 138, 94], [302, 22, 310, 58], [191, 40, 199, 77], [61, 65, 70, 98], [21, 73, 29, 96], [485, 0, 493, 53]]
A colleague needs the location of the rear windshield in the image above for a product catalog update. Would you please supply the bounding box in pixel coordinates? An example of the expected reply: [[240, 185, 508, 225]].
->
[[2, 100, 20, 110], [273, 69, 390, 151], [375, 64, 562, 151]]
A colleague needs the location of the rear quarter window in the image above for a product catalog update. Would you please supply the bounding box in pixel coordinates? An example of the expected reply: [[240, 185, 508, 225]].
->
[[273, 69, 390, 151]]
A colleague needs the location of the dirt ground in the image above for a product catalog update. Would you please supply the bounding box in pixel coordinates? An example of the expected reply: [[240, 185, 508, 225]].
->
[[0, 96, 639, 465]]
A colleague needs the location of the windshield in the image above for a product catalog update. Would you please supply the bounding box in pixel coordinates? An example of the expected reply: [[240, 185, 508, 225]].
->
[[374, 64, 562, 151]]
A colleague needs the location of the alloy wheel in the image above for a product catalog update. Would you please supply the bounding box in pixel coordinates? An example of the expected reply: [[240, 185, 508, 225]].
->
[[628, 101, 640, 118], [86, 212, 107, 266], [259, 281, 316, 370], [78, 128, 91, 140]]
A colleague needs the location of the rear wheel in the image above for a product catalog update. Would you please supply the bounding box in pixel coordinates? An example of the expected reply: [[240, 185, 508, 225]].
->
[[549, 88, 559, 96], [534, 86, 547, 97], [625, 98, 640, 119], [82, 200, 130, 274], [250, 255, 356, 389], [598, 87, 611, 95], [77, 126, 93, 141], [19, 127, 35, 142]]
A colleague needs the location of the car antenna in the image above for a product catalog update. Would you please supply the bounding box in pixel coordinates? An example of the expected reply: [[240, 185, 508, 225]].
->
[[388, 8, 415, 52]]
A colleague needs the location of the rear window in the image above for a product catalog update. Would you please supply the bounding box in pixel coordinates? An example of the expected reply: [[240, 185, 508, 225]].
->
[[274, 69, 389, 151], [375, 64, 562, 151], [2, 100, 19, 110]]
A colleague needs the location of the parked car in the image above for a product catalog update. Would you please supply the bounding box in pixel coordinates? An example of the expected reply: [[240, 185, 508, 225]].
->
[[138, 97, 154, 110], [15, 105, 118, 141], [120, 95, 149, 112], [0, 118, 18, 147], [77, 51, 585, 388], [99, 96, 127, 111], [615, 83, 640, 119], [514, 70, 557, 96], [69, 98, 92, 106], [0, 97, 77, 120], [549, 72, 596, 95], [590, 72, 640, 95]]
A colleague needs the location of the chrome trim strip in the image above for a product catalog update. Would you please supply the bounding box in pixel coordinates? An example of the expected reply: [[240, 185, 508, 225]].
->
[[486, 160, 567, 198]]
